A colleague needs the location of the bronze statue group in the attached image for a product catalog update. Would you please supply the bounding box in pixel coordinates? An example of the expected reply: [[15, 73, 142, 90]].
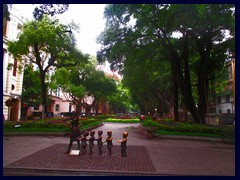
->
[[63, 112, 128, 157]]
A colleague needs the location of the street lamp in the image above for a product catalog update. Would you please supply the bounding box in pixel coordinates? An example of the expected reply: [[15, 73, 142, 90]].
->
[[231, 51, 235, 114]]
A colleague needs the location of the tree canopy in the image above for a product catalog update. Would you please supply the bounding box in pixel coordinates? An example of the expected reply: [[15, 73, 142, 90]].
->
[[97, 4, 235, 123], [50, 56, 117, 116], [8, 15, 85, 118], [33, 4, 69, 20], [21, 64, 42, 105]]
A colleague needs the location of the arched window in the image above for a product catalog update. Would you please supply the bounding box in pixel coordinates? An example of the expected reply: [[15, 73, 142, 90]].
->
[[55, 104, 59, 111]]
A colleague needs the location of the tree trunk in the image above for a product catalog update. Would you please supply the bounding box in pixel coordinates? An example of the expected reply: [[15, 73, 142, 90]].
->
[[197, 50, 209, 124], [76, 99, 82, 119], [181, 35, 203, 124], [35, 43, 48, 119], [170, 56, 180, 121], [169, 35, 202, 124], [173, 79, 179, 121], [95, 103, 99, 115], [197, 70, 208, 124], [85, 104, 91, 115], [39, 70, 47, 119]]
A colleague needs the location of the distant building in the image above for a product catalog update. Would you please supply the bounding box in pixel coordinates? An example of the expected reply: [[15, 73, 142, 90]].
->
[[3, 6, 26, 121], [26, 88, 77, 119], [215, 51, 235, 114]]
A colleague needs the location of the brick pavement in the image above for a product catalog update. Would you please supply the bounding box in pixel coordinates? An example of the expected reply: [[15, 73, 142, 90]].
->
[[3, 123, 235, 176], [5, 144, 156, 173]]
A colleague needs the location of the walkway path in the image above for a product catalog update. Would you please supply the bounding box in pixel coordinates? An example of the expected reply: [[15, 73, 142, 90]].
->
[[3, 123, 235, 176]]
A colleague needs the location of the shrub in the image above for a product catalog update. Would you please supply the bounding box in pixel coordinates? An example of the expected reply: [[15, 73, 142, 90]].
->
[[156, 121, 221, 135], [3, 121, 16, 129], [141, 120, 160, 127], [79, 119, 100, 126], [222, 125, 235, 143], [80, 121, 102, 130]]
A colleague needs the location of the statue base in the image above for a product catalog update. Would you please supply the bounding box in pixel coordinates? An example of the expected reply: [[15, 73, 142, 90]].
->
[[69, 150, 80, 155]]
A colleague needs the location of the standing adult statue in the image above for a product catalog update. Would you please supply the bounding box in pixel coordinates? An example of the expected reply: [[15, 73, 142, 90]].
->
[[63, 111, 81, 154]]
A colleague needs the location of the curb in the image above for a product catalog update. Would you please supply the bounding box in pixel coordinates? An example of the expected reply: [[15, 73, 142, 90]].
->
[[154, 134, 224, 142], [3, 166, 196, 176]]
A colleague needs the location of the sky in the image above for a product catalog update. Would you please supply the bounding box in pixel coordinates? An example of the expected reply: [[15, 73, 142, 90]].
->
[[12, 4, 107, 57]]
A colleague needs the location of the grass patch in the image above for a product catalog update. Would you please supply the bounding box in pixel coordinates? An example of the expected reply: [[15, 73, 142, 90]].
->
[[80, 121, 102, 130], [103, 118, 139, 123], [141, 119, 159, 127]]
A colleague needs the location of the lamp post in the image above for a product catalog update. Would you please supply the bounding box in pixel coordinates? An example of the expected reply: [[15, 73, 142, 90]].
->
[[231, 51, 235, 115]]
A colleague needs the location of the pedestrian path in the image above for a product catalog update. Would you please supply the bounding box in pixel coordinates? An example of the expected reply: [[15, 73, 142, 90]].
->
[[3, 123, 235, 176]]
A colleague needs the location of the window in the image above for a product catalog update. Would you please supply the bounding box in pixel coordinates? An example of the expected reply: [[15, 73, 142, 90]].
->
[[16, 24, 22, 39], [218, 97, 221, 104], [226, 95, 230, 102], [13, 59, 17, 76], [54, 88, 60, 97], [227, 65, 233, 80], [227, 109, 231, 113], [55, 104, 59, 111], [34, 105, 39, 110], [219, 109, 222, 114]]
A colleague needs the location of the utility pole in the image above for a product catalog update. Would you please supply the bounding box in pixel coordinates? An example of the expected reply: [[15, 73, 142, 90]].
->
[[231, 51, 235, 115]]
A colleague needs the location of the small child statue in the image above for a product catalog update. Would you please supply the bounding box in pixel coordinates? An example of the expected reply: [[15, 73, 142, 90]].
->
[[88, 130, 95, 155], [95, 130, 103, 155], [78, 131, 89, 155], [103, 130, 113, 155], [117, 132, 128, 157]]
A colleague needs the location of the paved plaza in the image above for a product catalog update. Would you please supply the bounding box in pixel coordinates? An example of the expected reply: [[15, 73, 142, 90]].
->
[[3, 123, 235, 176]]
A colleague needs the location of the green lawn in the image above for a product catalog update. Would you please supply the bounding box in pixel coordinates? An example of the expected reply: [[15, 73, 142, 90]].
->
[[102, 118, 139, 123]]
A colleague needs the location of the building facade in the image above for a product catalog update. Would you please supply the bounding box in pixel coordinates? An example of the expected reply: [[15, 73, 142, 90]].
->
[[215, 51, 235, 114], [3, 6, 25, 121]]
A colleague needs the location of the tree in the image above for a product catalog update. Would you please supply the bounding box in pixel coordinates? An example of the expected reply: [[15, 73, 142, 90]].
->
[[97, 4, 234, 123], [108, 83, 134, 114], [33, 4, 69, 20], [21, 64, 42, 105], [8, 16, 83, 118], [50, 57, 117, 116], [84, 67, 117, 114]]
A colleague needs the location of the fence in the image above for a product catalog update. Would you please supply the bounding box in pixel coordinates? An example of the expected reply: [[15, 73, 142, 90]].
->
[[205, 113, 235, 144]]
